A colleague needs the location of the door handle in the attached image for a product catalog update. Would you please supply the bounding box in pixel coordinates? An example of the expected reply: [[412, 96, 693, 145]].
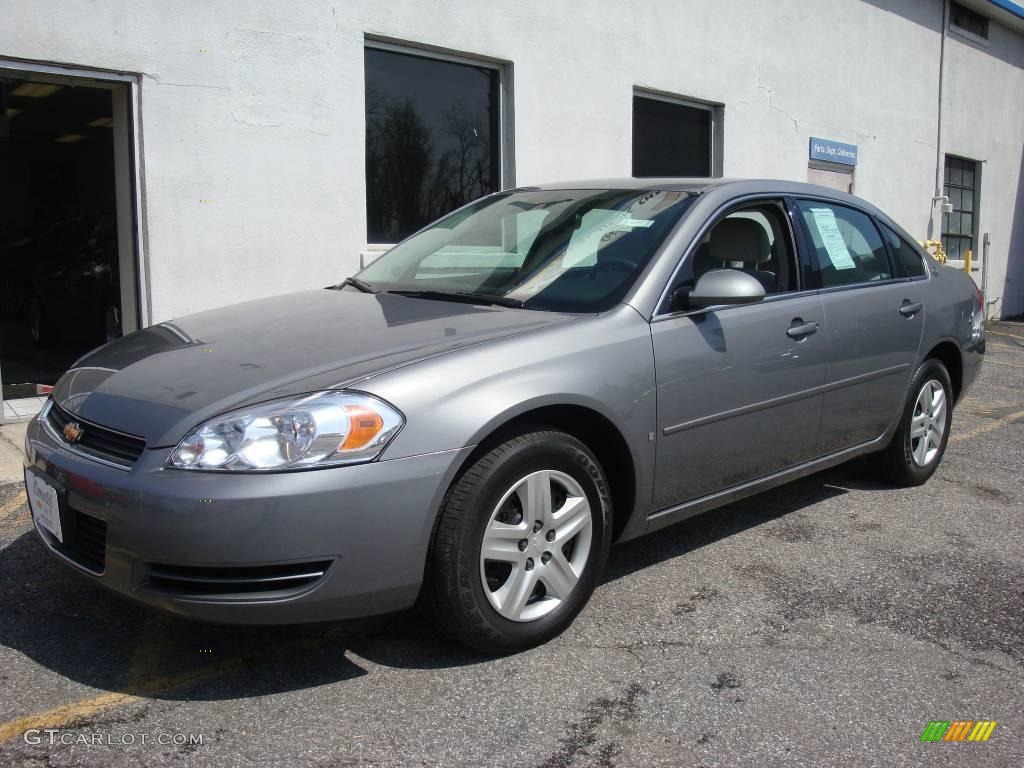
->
[[899, 301, 923, 317], [786, 320, 818, 338]]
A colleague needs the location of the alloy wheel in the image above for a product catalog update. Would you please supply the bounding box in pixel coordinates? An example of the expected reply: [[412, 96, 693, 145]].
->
[[910, 379, 946, 467], [479, 469, 593, 622]]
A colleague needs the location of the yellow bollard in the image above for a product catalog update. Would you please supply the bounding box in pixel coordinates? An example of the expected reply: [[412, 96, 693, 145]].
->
[[964, 249, 972, 274]]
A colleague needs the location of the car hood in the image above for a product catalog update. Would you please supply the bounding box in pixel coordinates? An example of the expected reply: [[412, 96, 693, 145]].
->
[[52, 289, 576, 447]]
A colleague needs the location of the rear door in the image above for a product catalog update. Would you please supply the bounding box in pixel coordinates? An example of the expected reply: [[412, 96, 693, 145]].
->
[[794, 199, 925, 453], [650, 199, 826, 509]]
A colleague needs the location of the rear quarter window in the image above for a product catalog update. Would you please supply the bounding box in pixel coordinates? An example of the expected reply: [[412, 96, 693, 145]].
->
[[880, 223, 927, 278]]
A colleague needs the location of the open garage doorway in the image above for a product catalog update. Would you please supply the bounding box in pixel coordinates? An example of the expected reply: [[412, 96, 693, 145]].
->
[[0, 65, 141, 421]]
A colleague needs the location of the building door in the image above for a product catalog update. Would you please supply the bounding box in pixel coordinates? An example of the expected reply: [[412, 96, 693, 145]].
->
[[808, 165, 854, 194], [0, 66, 139, 422]]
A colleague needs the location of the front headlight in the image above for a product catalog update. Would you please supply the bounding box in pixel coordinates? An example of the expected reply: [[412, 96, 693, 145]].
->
[[167, 391, 404, 471]]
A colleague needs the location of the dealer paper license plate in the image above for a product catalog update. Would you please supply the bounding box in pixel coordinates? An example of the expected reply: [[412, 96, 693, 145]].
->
[[25, 470, 62, 543]]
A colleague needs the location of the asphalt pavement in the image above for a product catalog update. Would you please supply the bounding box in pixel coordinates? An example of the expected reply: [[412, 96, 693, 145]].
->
[[0, 323, 1021, 767]]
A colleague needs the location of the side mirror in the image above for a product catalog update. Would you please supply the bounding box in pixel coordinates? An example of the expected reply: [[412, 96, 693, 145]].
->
[[688, 268, 766, 308], [669, 284, 692, 311]]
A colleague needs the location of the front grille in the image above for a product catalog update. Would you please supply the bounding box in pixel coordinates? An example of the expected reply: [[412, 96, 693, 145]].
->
[[49, 507, 107, 574], [47, 402, 146, 467], [146, 560, 333, 597]]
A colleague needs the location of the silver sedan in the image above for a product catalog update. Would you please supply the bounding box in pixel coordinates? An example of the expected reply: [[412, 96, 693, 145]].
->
[[24, 179, 984, 653]]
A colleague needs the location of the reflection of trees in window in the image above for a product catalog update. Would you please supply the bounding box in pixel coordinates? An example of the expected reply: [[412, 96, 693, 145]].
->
[[366, 88, 434, 243], [364, 50, 499, 243], [367, 90, 494, 242], [426, 102, 493, 222]]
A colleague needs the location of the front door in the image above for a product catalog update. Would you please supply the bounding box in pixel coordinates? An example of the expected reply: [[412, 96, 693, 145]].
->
[[650, 200, 826, 510]]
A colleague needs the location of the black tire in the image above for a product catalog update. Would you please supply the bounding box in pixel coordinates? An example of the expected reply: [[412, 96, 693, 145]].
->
[[420, 429, 613, 654], [873, 358, 953, 486]]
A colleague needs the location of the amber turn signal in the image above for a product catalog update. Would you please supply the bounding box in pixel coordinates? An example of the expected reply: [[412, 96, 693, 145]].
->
[[341, 405, 385, 450]]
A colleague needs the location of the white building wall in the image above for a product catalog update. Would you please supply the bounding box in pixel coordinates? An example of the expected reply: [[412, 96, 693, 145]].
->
[[1, 0, 1022, 320], [941, 17, 1024, 317]]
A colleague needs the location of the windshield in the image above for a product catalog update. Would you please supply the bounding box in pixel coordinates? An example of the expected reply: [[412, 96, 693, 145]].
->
[[356, 188, 695, 312]]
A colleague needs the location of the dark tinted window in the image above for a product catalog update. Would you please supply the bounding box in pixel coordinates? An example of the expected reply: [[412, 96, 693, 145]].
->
[[951, 1, 988, 38], [797, 201, 891, 287], [632, 96, 711, 177], [365, 47, 500, 243], [881, 224, 927, 278]]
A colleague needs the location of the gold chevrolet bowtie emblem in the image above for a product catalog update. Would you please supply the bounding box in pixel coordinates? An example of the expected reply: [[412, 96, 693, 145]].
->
[[62, 421, 85, 443]]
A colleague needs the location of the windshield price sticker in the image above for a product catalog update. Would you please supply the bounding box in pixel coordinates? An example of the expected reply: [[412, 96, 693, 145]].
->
[[619, 217, 654, 228]]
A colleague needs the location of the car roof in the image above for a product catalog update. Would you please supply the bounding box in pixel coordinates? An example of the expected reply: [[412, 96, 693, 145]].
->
[[516, 177, 729, 192], [515, 177, 885, 216]]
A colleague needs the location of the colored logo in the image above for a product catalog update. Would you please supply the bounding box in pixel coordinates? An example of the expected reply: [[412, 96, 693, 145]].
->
[[921, 721, 997, 742], [62, 421, 85, 443]]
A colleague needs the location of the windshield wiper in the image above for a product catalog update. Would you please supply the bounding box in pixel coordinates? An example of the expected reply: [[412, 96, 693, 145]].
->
[[385, 289, 525, 308], [329, 277, 378, 293]]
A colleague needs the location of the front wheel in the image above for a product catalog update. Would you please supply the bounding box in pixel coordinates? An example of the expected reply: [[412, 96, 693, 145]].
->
[[421, 429, 612, 654], [873, 359, 953, 486]]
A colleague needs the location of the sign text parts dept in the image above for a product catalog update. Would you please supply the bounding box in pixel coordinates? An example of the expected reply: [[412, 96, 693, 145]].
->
[[809, 137, 858, 166]]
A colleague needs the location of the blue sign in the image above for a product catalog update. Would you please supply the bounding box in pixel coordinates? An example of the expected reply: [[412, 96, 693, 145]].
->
[[809, 137, 858, 166]]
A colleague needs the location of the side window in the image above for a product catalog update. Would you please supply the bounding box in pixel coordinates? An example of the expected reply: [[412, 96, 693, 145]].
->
[[666, 201, 798, 310], [797, 201, 892, 287], [880, 223, 927, 278]]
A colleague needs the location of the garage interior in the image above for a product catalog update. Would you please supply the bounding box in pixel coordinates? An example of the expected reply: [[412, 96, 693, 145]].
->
[[0, 70, 137, 420]]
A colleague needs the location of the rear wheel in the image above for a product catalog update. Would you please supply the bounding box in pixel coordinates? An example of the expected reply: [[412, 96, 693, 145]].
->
[[421, 429, 612, 654], [873, 359, 953, 486]]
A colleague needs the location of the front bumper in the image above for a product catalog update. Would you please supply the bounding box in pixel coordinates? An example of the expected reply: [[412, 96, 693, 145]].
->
[[24, 414, 472, 624]]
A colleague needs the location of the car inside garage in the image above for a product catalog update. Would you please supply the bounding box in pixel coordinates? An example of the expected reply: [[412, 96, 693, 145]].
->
[[0, 71, 138, 420]]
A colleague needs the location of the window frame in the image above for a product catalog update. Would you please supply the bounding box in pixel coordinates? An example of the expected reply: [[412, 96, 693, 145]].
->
[[363, 37, 514, 248], [941, 154, 981, 265], [949, 1, 990, 45], [632, 88, 723, 179], [652, 195, 806, 320], [879, 221, 930, 282], [791, 196, 903, 293]]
